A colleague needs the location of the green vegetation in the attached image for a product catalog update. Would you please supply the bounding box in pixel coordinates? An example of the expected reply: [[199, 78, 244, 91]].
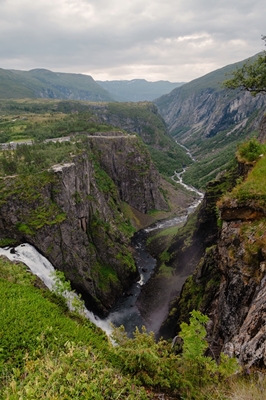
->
[[105, 102, 192, 174], [181, 122, 255, 189], [239, 219, 266, 271], [237, 137, 265, 162], [220, 141, 266, 207], [147, 144, 191, 176], [0, 172, 66, 234], [0, 98, 191, 180], [224, 36, 266, 95], [0, 68, 113, 100], [94, 161, 117, 195], [0, 108, 116, 144], [147, 225, 181, 245], [2, 257, 266, 399]]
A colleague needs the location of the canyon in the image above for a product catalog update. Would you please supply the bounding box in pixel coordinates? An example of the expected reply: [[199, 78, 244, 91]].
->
[[1, 56, 266, 373]]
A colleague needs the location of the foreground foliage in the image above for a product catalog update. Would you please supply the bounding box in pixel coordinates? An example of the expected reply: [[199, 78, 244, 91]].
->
[[1, 257, 265, 399], [220, 139, 266, 207], [112, 310, 239, 399]]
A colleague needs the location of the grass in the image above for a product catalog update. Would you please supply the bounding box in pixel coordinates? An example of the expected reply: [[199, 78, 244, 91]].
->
[[148, 224, 182, 242], [226, 372, 266, 400], [0, 258, 150, 399], [220, 153, 266, 207], [1, 256, 266, 399]]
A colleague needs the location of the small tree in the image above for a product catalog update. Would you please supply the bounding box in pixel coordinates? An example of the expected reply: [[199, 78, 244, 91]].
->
[[224, 36, 266, 96]]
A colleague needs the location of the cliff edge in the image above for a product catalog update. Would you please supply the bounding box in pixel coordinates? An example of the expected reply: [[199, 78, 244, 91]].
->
[[0, 133, 168, 315]]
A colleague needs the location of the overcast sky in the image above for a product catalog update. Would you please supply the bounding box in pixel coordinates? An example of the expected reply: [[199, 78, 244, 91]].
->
[[0, 0, 265, 82]]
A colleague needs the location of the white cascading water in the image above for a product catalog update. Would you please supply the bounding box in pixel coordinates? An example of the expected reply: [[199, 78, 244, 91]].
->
[[0, 243, 113, 336], [0, 142, 204, 337]]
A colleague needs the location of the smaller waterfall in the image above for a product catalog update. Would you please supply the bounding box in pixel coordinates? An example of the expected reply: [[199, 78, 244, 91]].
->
[[0, 244, 113, 336]]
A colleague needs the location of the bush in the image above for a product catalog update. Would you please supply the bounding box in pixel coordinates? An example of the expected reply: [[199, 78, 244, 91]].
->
[[237, 138, 264, 162]]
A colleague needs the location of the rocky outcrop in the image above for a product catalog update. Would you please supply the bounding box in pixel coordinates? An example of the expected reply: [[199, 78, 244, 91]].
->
[[88, 134, 168, 213], [202, 215, 266, 368], [167, 116, 266, 367], [0, 134, 167, 315]]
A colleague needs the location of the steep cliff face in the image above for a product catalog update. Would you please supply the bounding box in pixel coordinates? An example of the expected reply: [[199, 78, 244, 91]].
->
[[155, 62, 266, 189], [155, 58, 266, 144], [88, 133, 168, 213], [0, 133, 167, 315], [156, 88, 265, 141], [167, 116, 266, 368], [158, 169, 237, 338]]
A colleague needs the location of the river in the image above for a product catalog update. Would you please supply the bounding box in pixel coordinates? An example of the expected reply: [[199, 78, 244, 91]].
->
[[0, 142, 203, 337]]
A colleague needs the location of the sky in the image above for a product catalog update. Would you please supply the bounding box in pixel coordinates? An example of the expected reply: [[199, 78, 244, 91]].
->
[[0, 0, 265, 83]]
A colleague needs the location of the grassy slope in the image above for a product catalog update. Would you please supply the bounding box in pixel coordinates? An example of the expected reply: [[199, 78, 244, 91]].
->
[[0, 68, 113, 101], [0, 257, 151, 399], [156, 54, 261, 108]]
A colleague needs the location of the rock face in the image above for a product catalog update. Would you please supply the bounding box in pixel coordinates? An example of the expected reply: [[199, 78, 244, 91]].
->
[[209, 219, 266, 368], [0, 133, 167, 315], [167, 116, 266, 368], [88, 134, 168, 213], [155, 66, 266, 142], [158, 171, 236, 339]]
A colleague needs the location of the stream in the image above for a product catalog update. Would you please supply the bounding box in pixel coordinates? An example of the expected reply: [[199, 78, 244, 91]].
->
[[0, 142, 204, 337]]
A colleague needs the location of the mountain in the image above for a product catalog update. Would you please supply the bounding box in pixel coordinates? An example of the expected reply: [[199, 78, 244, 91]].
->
[[154, 54, 266, 188], [0, 68, 113, 101], [0, 67, 183, 102], [96, 79, 184, 101]]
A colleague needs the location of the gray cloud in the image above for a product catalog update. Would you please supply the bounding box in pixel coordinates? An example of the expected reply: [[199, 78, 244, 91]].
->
[[0, 0, 265, 81]]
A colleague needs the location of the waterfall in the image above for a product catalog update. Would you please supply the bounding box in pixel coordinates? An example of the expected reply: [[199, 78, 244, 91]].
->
[[0, 141, 204, 338], [0, 244, 113, 336]]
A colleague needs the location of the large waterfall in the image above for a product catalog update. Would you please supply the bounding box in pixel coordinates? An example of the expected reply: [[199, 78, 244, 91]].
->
[[0, 243, 113, 336]]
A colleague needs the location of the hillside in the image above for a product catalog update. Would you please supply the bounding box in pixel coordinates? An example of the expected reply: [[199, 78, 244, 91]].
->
[[0, 99, 192, 176], [0, 67, 183, 103], [96, 79, 184, 102], [0, 68, 113, 101], [2, 256, 253, 399], [155, 54, 266, 188]]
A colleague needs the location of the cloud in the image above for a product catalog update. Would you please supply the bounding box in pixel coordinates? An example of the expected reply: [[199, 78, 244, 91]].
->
[[0, 0, 265, 82]]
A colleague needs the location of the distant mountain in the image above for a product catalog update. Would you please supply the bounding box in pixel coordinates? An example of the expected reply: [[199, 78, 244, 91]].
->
[[96, 79, 184, 102], [0, 68, 113, 101], [154, 54, 266, 188]]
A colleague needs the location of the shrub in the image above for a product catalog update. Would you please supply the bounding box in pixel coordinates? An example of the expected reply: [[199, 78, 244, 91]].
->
[[237, 138, 264, 162]]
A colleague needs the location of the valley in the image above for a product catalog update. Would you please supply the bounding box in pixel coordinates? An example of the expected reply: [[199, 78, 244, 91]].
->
[[1, 52, 266, 399]]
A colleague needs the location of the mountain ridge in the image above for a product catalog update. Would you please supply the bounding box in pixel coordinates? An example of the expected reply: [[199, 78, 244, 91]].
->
[[0, 67, 184, 102], [96, 78, 184, 101]]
